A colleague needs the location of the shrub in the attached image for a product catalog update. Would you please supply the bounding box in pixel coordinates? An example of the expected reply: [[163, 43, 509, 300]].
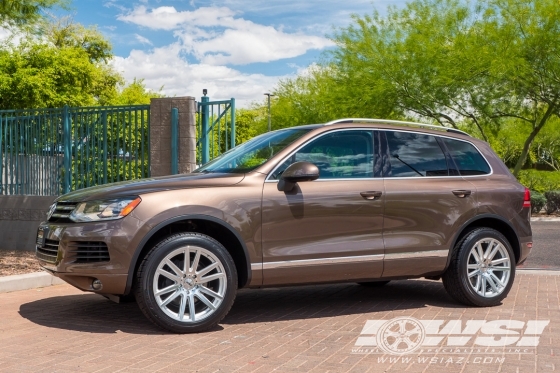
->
[[531, 191, 546, 214], [516, 170, 560, 193], [544, 190, 560, 215]]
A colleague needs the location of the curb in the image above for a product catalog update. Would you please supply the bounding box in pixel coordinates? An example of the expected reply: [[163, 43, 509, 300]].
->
[[531, 217, 560, 221], [0, 271, 65, 294]]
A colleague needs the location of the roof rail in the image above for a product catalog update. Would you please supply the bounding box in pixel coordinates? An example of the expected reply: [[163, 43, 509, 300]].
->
[[324, 118, 471, 137]]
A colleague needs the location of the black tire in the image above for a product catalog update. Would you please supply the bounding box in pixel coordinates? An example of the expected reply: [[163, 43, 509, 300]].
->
[[442, 227, 515, 307], [135, 232, 237, 333], [357, 280, 391, 287]]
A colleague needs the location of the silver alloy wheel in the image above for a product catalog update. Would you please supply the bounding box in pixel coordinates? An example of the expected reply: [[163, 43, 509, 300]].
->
[[466, 238, 511, 298], [153, 246, 227, 322]]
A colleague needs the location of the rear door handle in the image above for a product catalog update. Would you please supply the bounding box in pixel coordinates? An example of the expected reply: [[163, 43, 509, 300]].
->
[[360, 191, 383, 200], [452, 190, 471, 198]]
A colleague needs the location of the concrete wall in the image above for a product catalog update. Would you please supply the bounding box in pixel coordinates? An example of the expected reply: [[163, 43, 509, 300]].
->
[[150, 97, 197, 177], [0, 196, 56, 251]]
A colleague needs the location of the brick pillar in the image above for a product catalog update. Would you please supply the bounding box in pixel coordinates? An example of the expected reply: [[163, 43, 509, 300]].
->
[[149, 97, 197, 177]]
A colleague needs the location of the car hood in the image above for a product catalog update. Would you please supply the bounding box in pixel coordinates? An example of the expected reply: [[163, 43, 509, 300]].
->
[[57, 173, 245, 202]]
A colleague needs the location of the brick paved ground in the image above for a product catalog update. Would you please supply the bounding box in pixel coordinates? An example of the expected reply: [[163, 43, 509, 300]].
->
[[0, 273, 558, 373]]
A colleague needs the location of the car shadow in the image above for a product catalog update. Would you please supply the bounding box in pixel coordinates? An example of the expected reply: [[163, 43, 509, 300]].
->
[[19, 280, 463, 334]]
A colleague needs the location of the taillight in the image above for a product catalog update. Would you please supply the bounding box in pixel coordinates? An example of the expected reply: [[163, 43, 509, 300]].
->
[[523, 188, 531, 208]]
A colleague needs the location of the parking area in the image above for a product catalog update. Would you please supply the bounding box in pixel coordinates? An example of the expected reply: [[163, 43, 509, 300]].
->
[[0, 272, 558, 373]]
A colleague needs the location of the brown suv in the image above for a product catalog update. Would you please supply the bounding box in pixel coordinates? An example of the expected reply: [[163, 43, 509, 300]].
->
[[36, 118, 532, 333]]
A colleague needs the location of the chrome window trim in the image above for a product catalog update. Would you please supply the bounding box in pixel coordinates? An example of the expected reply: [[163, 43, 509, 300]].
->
[[264, 127, 493, 182], [261, 254, 383, 270]]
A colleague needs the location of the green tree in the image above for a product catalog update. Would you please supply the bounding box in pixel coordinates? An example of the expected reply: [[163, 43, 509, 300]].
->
[[329, 0, 560, 176], [0, 18, 121, 109], [0, 0, 68, 26]]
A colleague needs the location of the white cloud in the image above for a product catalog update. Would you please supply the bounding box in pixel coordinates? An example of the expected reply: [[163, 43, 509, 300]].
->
[[134, 33, 152, 45], [111, 43, 287, 108], [117, 5, 333, 65]]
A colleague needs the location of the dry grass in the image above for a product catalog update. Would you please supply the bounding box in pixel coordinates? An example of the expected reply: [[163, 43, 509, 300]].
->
[[0, 250, 41, 276]]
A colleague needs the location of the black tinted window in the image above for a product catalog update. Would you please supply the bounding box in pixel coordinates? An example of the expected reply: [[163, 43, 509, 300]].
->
[[443, 138, 491, 175], [271, 130, 374, 180], [383, 131, 448, 177]]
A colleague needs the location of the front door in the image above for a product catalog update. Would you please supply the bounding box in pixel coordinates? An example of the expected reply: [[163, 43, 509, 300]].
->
[[261, 129, 385, 285]]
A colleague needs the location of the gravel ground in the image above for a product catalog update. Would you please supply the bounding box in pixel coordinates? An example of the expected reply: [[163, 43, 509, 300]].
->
[[0, 250, 41, 276]]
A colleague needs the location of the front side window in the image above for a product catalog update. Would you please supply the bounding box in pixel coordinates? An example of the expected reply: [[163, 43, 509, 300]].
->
[[194, 128, 311, 173], [443, 138, 491, 175], [270, 130, 374, 180], [383, 131, 448, 177]]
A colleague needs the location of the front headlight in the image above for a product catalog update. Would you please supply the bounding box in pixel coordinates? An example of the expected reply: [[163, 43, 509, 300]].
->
[[69, 197, 142, 222]]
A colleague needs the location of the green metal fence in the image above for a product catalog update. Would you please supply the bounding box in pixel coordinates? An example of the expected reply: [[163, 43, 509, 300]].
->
[[0, 105, 150, 196], [197, 96, 236, 165]]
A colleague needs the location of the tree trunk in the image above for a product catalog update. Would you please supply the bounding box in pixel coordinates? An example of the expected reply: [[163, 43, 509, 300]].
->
[[512, 105, 556, 177]]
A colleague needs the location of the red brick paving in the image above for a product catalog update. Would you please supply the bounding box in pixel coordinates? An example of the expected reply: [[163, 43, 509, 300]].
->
[[0, 273, 558, 373]]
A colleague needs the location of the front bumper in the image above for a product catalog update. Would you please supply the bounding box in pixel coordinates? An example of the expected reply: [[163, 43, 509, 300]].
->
[[35, 216, 142, 295]]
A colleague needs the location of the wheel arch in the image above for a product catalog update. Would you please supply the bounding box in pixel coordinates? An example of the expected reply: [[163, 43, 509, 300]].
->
[[124, 214, 252, 294], [445, 214, 521, 271]]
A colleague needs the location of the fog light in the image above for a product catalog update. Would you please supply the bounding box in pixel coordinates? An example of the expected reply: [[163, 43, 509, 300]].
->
[[92, 279, 103, 291]]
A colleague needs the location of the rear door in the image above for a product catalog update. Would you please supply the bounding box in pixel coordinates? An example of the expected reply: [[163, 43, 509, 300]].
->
[[380, 130, 478, 277]]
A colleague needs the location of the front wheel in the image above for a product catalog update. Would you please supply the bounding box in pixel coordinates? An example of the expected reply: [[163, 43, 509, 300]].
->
[[442, 227, 515, 307], [135, 233, 237, 333]]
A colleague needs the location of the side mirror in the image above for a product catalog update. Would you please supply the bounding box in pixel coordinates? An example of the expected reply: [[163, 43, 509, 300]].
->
[[277, 161, 320, 192]]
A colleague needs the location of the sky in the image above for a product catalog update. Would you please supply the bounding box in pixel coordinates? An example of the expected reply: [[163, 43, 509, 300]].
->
[[38, 1, 408, 107]]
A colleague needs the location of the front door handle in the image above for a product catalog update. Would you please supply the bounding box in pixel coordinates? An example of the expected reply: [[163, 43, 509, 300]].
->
[[360, 191, 383, 200], [452, 190, 471, 198]]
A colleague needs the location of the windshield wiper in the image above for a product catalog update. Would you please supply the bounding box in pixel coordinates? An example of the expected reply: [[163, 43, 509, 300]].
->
[[393, 154, 424, 177]]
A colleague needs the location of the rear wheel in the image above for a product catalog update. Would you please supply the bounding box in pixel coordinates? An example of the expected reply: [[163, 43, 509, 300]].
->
[[135, 233, 237, 333], [443, 227, 515, 307], [357, 280, 390, 287]]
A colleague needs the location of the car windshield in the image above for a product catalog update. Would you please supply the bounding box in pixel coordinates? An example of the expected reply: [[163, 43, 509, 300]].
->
[[194, 128, 312, 173]]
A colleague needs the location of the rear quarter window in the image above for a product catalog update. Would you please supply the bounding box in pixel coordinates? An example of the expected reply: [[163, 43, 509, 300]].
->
[[443, 138, 491, 176]]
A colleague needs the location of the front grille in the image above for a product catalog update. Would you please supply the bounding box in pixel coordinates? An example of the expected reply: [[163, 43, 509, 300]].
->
[[48, 202, 77, 223], [36, 239, 60, 264], [67, 241, 110, 263]]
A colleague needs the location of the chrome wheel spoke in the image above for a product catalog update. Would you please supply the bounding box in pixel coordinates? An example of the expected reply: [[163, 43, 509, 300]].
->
[[486, 274, 500, 293], [165, 259, 184, 277], [155, 283, 179, 297], [191, 250, 201, 272], [178, 293, 187, 320], [195, 291, 216, 310], [199, 272, 226, 283], [157, 268, 180, 282], [491, 257, 509, 265], [188, 293, 196, 322], [197, 262, 219, 277], [468, 269, 479, 278], [489, 272, 505, 288], [160, 289, 181, 307], [199, 285, 224, 300], [489, 265, 510, 272], [183, 248, 190, 273], [487, 241, 500, 261]]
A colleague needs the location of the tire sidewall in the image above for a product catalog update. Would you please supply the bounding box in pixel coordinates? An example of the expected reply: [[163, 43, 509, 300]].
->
[[140, 234, 237, 333], [457, 228, 516, 306]]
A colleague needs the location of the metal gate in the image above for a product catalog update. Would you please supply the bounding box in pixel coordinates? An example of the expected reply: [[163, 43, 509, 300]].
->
[[0, 105, 150, 196], [197, 95, 236, 165]]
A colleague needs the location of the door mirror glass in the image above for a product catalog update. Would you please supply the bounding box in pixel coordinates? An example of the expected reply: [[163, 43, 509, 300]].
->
[[278, 161, 319, 191]]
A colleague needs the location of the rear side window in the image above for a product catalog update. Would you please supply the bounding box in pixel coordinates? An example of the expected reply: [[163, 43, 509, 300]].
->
[[443, 138, 491, 176], [383, 131, 448, 177]]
